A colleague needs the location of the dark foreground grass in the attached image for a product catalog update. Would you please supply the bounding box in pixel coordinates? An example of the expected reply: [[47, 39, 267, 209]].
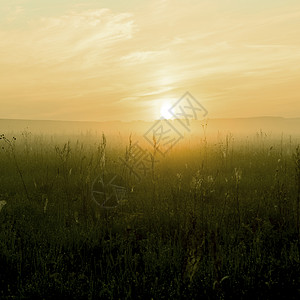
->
[[0, 131, 300, 299]]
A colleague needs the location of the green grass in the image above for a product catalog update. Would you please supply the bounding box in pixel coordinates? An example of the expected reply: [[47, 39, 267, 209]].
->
[[0, 130, 300, 299]]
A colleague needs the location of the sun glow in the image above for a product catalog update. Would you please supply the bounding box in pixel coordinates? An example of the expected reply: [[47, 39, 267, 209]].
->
[[160, 100, 173, 119]]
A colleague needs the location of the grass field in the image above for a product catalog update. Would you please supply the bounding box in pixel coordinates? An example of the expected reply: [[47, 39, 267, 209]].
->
[[0, 127, 300, 299]]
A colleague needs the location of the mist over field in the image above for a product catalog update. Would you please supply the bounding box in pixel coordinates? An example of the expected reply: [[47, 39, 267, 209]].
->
[[1, 117, 300, 299], [1, 116, 300, 136]]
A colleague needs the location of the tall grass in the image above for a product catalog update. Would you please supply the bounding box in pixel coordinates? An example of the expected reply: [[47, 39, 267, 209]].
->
[[0, 130, 299, 299], [294, 145, 300, 239]]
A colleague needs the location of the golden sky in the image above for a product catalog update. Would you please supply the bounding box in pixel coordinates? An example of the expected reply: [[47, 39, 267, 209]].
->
[[0, 0, 300, 121]]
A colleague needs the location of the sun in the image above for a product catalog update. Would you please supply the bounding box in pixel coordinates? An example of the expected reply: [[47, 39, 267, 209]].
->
[[160, 101, 173, 119]]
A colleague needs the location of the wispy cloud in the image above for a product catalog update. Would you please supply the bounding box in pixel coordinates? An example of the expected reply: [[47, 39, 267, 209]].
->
[[0, 9, 135, 66], [120, 50, 168, 64]]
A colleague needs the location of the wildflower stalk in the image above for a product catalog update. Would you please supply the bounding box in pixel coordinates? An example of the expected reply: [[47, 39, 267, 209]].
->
[[0, 134, 30, 201], [123, 134, 133, 183], [294, 146, 300, 239], [151, 134, 158, 182], [234, 168, 242, 226]]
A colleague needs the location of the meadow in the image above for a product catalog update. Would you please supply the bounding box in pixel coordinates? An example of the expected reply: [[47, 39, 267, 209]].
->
[[0, 126, 300, 299]]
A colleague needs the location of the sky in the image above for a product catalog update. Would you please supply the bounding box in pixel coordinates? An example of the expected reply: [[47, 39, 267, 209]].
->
[[0, 0, 300, 122]]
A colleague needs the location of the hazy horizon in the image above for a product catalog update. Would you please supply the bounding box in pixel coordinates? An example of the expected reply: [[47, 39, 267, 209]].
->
[[1, 115, 300, 123], [1, 116, 300, 139]]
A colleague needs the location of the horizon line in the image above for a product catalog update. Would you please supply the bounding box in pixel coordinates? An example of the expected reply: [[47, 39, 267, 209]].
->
[[1, 116, 300, 124]]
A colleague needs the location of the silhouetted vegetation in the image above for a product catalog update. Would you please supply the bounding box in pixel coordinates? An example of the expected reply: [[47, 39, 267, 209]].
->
[[0, 129, 299, 299]]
